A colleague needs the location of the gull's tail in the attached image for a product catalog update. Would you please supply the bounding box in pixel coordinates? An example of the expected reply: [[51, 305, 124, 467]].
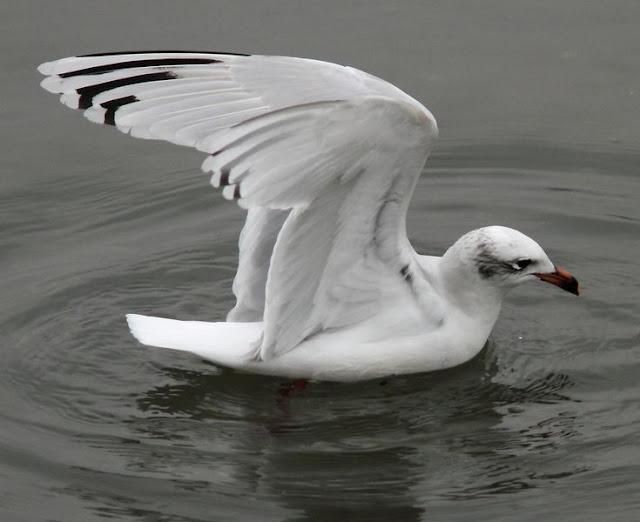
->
[[126, 314, 262, 366]]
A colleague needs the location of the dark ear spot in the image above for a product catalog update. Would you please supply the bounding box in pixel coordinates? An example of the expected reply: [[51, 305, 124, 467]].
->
[[477, 262, 497, 278], [475, 242, 500, 278]]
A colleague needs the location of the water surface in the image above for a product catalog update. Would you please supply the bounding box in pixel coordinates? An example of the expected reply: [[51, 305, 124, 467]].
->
[[2, 1, 639, 521]]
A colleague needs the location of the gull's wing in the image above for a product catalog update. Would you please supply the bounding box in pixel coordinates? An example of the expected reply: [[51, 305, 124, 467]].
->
[[38, 51, 438, 360], [226, 207, 288, 322], [38, 51, 424, 146]]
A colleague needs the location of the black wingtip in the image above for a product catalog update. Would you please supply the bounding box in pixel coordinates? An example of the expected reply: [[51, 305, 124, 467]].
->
[[59, 57, 221, 78], [79, 50, 250, 57], [77, 71, 176, 110], [219, 167, 231, 187], [100, 95, 138, 125]]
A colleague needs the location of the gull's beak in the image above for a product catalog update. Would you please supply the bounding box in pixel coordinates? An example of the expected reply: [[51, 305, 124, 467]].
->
[[534, 265, 580, 296]]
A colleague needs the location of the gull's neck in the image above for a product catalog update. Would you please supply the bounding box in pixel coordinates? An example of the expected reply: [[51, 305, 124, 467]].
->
[[418, 251, 503, 325]]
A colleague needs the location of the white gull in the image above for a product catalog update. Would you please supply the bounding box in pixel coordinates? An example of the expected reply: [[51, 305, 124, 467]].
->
[[38, 51, 579, 382]]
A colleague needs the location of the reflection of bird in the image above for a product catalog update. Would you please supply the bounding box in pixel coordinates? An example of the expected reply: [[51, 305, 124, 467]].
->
[[39, 52, 579, 381]]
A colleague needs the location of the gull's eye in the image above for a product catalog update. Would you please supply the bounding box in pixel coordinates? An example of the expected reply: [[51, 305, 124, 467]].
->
[[512, 258, 532, 271]]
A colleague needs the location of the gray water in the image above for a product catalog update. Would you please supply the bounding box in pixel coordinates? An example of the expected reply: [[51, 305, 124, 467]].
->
[[2, 1, 639, 520]]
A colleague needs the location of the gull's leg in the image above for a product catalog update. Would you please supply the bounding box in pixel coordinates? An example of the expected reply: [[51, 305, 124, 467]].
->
[[277, 378, 308, 400]]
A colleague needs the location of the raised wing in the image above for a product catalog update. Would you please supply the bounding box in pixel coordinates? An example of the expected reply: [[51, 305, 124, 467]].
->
[[212, 98, 437, 359], [226, 207, 288, 322], [38, 51, 426, 148], [38, 51, 438, 360]]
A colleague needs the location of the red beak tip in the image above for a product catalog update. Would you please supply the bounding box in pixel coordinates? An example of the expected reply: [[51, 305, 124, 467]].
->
[[535, 266, 580, 296]]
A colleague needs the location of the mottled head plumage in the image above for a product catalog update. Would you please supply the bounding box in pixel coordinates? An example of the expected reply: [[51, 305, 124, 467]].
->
[[445, 225, 555, 288]]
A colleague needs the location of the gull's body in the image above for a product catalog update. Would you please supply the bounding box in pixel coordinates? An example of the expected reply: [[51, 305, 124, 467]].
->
[[126, 254, 499, 381], [38, 51, 579, 382]]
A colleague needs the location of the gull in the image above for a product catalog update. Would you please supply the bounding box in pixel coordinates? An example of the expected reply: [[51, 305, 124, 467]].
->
[[38, 51, 579, 382]]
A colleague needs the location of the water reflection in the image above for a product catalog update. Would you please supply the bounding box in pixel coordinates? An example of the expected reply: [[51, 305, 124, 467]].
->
[[120, 344, 586, 519]]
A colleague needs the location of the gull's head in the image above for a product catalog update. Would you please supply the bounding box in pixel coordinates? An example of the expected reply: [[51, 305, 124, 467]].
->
[[443, 225, 579, 296]]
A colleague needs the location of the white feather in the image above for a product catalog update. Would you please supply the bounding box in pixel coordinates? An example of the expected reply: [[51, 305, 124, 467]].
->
[[85, 106, 106, 124], [126, 314, 261, 363]]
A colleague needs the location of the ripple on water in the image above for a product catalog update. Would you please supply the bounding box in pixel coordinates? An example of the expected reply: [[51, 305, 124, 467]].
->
[[2, 143, 639, 519]]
